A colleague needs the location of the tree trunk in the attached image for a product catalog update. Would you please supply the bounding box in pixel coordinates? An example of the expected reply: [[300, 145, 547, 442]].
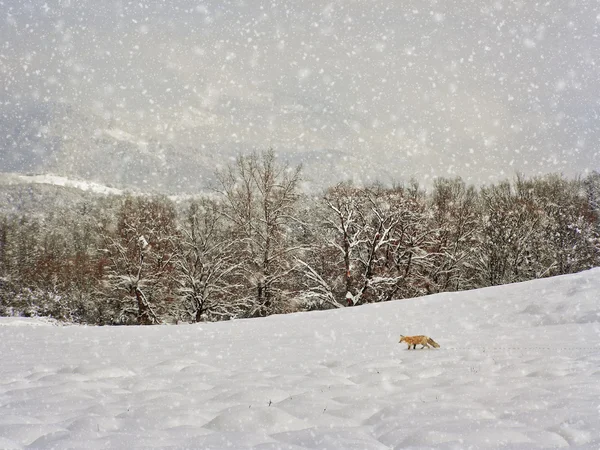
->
[[134, 287, 156, 325]]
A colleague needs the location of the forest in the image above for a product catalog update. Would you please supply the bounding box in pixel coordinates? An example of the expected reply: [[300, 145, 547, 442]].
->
[[1, 151, 599, 325]]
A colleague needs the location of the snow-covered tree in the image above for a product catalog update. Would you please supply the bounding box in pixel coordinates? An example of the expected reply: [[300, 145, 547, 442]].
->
[[297, 182, 433, 307], [371, 183, 435, 301], [526, 174, 599, 275], [293, 183, 360, 309], [173, 199, 242, 322], [100, 196, 178, 325], [214, 149, 303, 317], [584, 171, 600, 219], [475, 180, 545, 286], [351, 185, 409, 304], [426, 177, 480, 293]]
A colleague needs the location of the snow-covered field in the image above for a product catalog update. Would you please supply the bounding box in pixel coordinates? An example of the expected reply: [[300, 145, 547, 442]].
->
[[1, 270, 599, 449]]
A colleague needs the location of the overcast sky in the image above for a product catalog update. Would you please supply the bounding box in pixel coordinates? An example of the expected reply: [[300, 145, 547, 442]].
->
[[1, 0, 599, 187]]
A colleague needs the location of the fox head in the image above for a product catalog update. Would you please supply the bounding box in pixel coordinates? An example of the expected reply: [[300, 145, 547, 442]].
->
[[399, 335, 405, 343]]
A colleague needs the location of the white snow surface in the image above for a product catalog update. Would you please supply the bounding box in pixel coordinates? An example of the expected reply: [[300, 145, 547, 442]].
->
[[4, 174, 124, 196], [1, 270, 599, 449]]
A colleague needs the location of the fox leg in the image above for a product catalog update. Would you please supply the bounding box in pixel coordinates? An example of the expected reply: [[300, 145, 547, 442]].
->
[[412, 344, 417, 350]]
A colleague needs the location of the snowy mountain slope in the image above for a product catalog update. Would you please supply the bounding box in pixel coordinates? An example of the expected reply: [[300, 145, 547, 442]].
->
[[0, 173, 200, 215], [0, 173, 124, 196], [0, 270, 599, 449], [0, 172, 127, 218]]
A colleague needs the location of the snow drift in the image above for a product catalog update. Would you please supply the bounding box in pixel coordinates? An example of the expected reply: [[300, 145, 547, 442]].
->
[[1, 269, 599, 449]]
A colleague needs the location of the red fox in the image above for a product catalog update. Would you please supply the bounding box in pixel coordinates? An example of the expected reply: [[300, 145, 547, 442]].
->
[[399, 335, 440, 350]]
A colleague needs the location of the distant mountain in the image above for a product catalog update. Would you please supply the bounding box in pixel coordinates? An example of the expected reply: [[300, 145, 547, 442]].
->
[[1, 0, 598, 193], [0, 173, 124, 196], [0, 102, 375, 194], [0, 176, 101, 218], [0, 101, 398, 194], [0, 102, 219, 194]]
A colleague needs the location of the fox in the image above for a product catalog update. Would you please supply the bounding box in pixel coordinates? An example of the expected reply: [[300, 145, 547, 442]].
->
[[399, 335, 440, 350]]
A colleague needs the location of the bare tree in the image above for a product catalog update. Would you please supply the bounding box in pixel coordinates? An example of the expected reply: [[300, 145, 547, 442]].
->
[[101, 196, 178, 325], [320, 182, 364, 305], [214, 149, 303, 317], [351, 185, 405, 304], [173, 199, 242, 322], [298, 182, 432, 307], [584, 171, 600, 219], [527, 174, 599, 275], [475, 180, 545, 286], [372, 183, 436, 300], [293, 186, 358, 309], [427, 177, 480, 293]]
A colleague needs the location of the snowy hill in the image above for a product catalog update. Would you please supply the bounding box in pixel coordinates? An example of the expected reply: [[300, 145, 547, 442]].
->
[[0, 173, 124, 196], [0, 173, 126, 218], [1, 270, 599, 449]]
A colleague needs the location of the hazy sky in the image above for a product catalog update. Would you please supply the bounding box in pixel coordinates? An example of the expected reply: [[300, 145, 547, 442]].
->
[[1, 0, 599, 188]]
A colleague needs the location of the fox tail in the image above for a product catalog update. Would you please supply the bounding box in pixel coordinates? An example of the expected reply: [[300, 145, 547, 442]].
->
[[427, 337, 440, 348]]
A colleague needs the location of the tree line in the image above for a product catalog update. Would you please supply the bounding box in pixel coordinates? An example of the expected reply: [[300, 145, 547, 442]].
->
[[1, 150, 599, 325]]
